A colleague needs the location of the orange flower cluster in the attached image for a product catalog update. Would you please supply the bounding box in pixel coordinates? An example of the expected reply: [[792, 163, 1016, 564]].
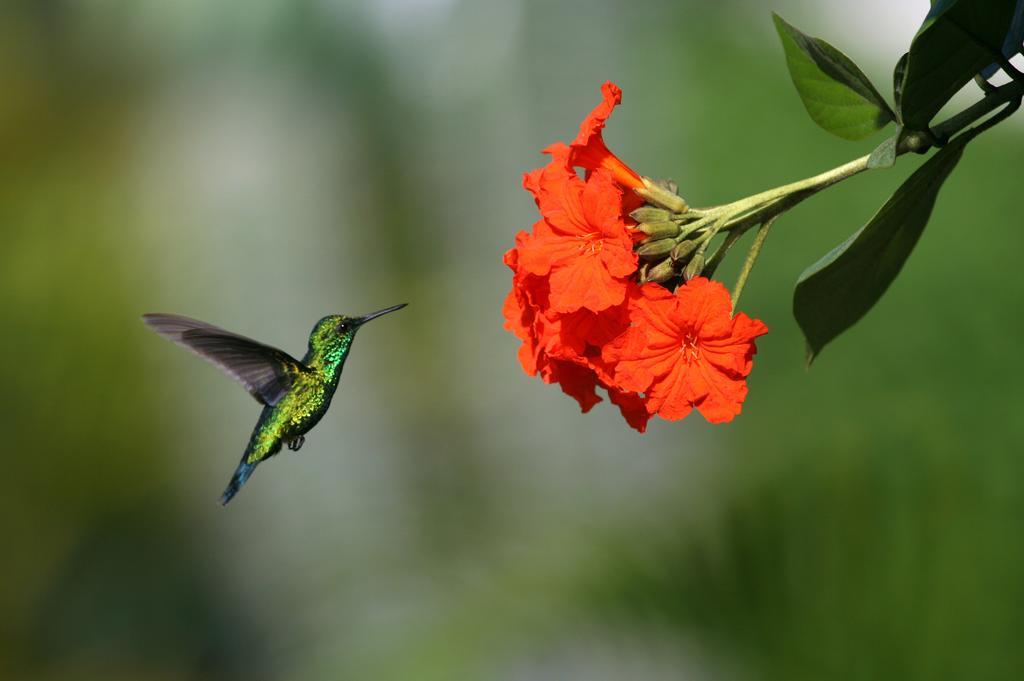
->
[[503, 82, 768, 431]]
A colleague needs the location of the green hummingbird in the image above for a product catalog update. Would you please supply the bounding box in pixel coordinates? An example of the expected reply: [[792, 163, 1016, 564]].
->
[[142, 304, 406, 505]]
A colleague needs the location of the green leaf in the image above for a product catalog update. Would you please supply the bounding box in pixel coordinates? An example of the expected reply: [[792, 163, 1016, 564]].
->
[[866, 127, 903, 169], [893, 52, 909, 120], [793, 130, 977, 364], [900, 0, 1018, 129], [772, 13, 895, 141], [981, 0, 1024, 77]]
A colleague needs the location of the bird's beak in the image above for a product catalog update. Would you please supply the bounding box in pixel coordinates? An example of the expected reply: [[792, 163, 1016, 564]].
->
[[356, 303, 407, 325]]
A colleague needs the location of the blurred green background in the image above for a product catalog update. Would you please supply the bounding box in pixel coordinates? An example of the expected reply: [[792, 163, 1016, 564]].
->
[[3, 1, 1023, 679]]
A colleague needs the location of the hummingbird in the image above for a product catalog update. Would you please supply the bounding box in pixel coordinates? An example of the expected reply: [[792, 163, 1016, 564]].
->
[[142, 304, 406, 505]]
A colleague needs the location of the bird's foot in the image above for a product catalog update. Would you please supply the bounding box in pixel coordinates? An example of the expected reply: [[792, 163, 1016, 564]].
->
[[287, 435, 305, 452]]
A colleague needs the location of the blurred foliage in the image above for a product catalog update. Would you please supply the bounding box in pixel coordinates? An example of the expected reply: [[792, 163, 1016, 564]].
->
[[2, 1, 1023, 680]]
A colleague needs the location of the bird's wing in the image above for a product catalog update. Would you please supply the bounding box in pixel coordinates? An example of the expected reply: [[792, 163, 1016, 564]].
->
[[142, 313, 309, 406]]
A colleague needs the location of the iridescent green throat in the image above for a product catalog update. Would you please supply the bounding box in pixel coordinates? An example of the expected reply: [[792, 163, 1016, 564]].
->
[[305, 331, 355, 383]]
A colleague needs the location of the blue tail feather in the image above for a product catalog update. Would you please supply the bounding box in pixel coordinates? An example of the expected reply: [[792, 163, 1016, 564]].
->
[[220, 459, 257, 505]]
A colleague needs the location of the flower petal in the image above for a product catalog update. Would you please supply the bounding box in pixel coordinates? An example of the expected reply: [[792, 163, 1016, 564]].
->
[[553, 303, 630, 359], [645, 359, 696, 421], [692, 357, 748, 423], [549, 252, 628, 313], [700, 312, 769, 376], [542, 360, 603, 413], [517, 224, 578, 276], [573, 81, 623, 148], [677, 277, 733, 340], [603, 283, 682, 392], [607, 387, 652, 433], [569, 82, 644, 190], [581, 169, 625, 232]]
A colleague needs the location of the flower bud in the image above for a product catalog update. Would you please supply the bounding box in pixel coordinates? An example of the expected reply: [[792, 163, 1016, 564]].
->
[[683, 252, 705, 280], [637, 238, 677, 259], [630, 207, 671, 223], [637, 220, 681, 239], [671, 240, 697, 262], [645, 257, 678, 283], [655, 178, 679, 195], [636, 177, 688, 213]]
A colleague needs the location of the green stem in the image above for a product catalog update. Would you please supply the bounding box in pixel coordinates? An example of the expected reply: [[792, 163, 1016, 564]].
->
[[963, 95, 1022, 136], [930, 78, 1024, 142], [685, 78, 1024, 239], [702, 154, 871, 236], [974, 74, 998, 95], [703, 225, 751, 278], [731, 217, 776, 314], [669, 159, 867, 246]]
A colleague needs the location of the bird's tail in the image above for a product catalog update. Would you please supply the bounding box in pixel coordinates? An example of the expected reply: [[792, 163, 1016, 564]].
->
[[220, 458, 257, 506]]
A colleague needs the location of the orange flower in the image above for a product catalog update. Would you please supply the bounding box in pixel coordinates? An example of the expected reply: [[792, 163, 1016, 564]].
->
[[547, 302, 630, 365], [570, 81, 645, 191], [502, 231, 554, 376], [519, 144, 637, 313], [504, 226, 650, 429], [502, 84, 653, 431], [605, 279, 768, 423], [504, 81, 733, 433]]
